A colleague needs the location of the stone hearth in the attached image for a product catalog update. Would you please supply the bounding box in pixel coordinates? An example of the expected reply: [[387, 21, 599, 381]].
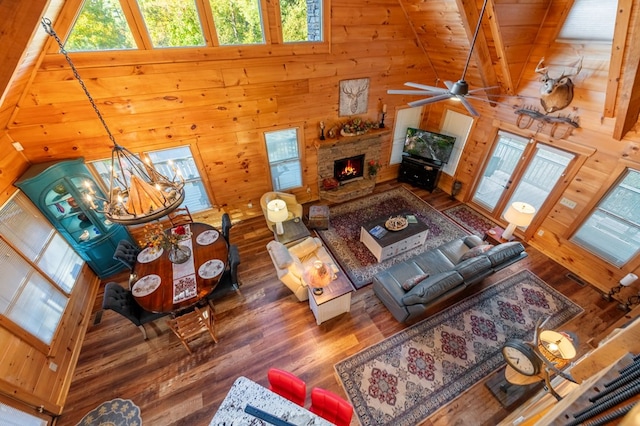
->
[[317, 128, 390, 202]]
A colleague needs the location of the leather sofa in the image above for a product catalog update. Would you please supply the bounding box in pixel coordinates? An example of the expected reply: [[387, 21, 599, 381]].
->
[[267, 237, 338, 301], [372, 235, 526, 323]]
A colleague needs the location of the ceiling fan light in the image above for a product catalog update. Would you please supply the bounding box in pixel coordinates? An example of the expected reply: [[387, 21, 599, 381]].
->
[[450, 80, 469, 96]]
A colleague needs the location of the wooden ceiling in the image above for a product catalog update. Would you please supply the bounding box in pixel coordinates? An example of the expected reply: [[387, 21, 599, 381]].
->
[[1, 0, 639, 149]]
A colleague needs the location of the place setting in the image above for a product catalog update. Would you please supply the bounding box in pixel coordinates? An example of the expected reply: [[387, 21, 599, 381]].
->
[[196, 229, 219, 245], [137, 247, 164, 264], [132, 274, 161, 297], [198, 259, 224, 279]]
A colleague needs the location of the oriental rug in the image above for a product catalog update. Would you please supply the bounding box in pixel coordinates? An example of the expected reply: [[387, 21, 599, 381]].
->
[[76, 398, 142, 426], [334, 270, 583, 426], [316, 187, 468, 289], [443, 204, 498, 237]]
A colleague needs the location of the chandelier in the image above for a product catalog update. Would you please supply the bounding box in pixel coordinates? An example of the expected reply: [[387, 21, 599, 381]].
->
[[41, 18, 185, 225]]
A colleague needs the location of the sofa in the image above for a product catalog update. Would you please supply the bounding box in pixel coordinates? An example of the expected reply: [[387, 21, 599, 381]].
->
[[267, 237, 339, 301], [372, 235, 526, 323]]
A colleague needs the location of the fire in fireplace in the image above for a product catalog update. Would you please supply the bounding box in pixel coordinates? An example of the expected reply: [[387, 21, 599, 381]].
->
[[334, 154, 365, 183]]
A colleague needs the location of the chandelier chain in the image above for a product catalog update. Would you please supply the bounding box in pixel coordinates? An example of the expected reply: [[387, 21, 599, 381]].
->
[[41, 18, 119, 148]]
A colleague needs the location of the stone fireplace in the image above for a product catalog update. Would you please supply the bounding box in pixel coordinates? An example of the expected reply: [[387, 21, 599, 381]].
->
[[317, 128, 390, 202]]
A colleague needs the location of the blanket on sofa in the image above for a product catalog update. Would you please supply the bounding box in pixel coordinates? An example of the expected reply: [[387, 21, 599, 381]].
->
[[316, 187, 468, 288]]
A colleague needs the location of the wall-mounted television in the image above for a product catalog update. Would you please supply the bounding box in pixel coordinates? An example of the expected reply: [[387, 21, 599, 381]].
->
[[403, 127, 456, 166]]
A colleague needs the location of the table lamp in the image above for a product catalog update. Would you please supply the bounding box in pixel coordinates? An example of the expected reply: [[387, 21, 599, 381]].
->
[[502, 202, 536, 241], [604, 272, 638, 301], [305, 260, 334, 295], [267, 199, 288, 235]]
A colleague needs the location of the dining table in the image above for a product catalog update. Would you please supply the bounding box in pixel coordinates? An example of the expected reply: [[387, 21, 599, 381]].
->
[[210, 376, 333, 425], [132, 222, 228, 313]]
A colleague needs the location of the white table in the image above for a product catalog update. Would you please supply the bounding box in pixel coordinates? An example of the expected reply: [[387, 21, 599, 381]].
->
[[210, 376, 332, 425], [308, 272, 354, 325], [360, 213, 429, 262]]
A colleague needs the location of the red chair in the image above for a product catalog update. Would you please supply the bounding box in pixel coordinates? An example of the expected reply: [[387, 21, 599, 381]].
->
[[309, 387, 353, 426], [267, 368, 306, 406]]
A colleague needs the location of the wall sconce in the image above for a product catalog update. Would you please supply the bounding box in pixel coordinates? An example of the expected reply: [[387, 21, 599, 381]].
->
[[267, 199, 288, 235], [502, 202, 536, 241], [603, 272, 638, 301]]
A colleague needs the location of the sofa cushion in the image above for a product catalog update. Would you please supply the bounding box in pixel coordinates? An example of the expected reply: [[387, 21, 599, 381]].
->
[[455, 255, 492, 281], [402, 273, 430, 291], [438, 235, 485, 264], [412, 249, 456, 275], [459, 244, 494, 262], [267, 241, 293, 269], [485, 242, 525, 267], [402, 271, 464, 306], [288, 237, 321, 260]]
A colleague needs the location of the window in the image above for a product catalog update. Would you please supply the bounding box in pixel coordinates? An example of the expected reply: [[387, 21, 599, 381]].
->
[[65, 0, 325, 52], [440, 110, 473, 177], [571, 169, 640, 267], [556, 0, 616, 44], [264, 128, 303, 191], [0, 193, 82, 345], [90, 145, 212, 213]]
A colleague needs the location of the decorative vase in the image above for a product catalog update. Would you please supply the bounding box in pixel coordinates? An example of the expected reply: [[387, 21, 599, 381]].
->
[[168, 244, 191, 264]]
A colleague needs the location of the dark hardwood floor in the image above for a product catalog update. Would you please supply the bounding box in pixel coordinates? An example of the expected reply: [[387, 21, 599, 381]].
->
[[56, 182, 629, 426]]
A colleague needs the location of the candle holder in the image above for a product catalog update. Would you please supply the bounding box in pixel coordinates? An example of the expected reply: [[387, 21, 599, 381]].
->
[[319, 121, 326, 140], [379, 112, 386, 128]]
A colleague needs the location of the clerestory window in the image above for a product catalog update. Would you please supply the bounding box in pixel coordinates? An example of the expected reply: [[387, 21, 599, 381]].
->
[[65, 0, 325, 52]]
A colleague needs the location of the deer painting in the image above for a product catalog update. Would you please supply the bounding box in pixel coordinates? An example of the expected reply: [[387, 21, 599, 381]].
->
[[535, 57, 583, 113], [339, 78, 369, 116]]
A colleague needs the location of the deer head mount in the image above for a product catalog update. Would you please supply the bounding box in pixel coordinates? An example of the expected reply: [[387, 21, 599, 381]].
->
[[535, 57, 583, 113]]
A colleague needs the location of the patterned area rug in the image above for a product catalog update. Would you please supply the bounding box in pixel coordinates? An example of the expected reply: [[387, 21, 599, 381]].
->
[[442, 204, 498, 237], [334, 270, 583, 426], [316, 187, 468, 289], [76, 398, 142, 426]]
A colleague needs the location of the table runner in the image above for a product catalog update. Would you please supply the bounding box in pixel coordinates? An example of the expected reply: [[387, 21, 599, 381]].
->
[[171, 225, 197, 303]]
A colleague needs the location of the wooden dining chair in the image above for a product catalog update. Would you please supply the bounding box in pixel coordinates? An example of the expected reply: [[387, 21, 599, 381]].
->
[[267, 368, 306, 406], [167, 305, 218, 354], [168, 206, 194, 227], [309, 387, 353, 426]]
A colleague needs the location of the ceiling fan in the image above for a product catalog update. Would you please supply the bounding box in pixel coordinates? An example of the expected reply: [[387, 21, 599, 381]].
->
[[388, 0, 496, 117]]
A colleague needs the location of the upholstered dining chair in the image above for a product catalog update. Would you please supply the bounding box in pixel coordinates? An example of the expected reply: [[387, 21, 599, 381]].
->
[[206, 244, 241, 305], [168, 206, 194, 227], [260, 192, 303, 231], [167, 305, 218, 354], [221, 212, 232, 244], [101, 282, 168, 340], [267, 368, 307, 407], [113, 239, 140, 271], [309, 387, 353, 426]]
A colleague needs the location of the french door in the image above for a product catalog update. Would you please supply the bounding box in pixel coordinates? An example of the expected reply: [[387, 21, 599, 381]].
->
[[471, 131, 576, 230]]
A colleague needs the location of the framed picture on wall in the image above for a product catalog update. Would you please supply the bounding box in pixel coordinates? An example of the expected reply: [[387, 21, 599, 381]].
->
[[339, 78, 369, 116]]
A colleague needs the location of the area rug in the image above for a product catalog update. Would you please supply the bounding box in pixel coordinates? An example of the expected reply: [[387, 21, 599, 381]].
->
[[442, 204, 498, 237], [334, 269, 583, 426], [316, 187, 468, 288], [76, 398, 142, 426]]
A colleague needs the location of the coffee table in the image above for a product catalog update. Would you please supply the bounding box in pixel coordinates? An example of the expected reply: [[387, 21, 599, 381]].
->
[[308, 271, 354, 325], [360, 211, 429, 262], [273, 218, 311, 246]]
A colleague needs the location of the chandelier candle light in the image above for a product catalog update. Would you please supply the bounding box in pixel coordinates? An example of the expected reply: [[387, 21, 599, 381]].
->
[[502, 202, 536, 241], [42, 18, 185, 225]]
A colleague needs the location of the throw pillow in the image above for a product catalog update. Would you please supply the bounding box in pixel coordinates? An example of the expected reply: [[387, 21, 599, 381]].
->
[[401, 273, 430, 291], [459, 244, 493, 262], [267, 241, 293, 269], [289, 237, 320, 259]]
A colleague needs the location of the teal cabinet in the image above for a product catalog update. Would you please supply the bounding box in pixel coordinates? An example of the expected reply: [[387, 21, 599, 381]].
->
[[15, 158, 133, 279]]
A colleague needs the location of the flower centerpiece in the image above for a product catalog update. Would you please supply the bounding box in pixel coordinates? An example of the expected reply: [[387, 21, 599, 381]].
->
[[340, 117, 376, 136], [139, 223, 192, 263], [368, 160, 382, 177]]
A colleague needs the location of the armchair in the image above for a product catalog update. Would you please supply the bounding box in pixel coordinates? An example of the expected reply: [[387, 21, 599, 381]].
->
[[260, 192, 303, 231], [266, 237, 338, 302]]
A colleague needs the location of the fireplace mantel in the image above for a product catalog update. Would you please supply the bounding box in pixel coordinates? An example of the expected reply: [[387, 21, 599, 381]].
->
[[317, 128, 391, 202]]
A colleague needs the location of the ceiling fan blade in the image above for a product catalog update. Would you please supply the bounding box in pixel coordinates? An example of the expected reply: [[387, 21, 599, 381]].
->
[[403, 82, 446, 93], [407, 93, 454, 107], [444, 81, 455, 90], [459, 97, 480, 117], [387, 89, 441, 96], [467, 85, 500, 94]]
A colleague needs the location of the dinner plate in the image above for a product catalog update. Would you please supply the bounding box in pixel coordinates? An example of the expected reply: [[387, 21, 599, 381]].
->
[[198, 259, 224, 279], [196, 229, 219, 245], [137, 247, 163, 263], [132, 274, 161, 297]]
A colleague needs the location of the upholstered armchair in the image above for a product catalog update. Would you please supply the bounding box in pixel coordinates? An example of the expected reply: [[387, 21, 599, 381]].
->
[[260, 192, 303, 231], [266, 237, 338, 302]]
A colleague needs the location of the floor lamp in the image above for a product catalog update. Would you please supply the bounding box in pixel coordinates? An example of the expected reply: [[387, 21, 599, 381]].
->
[[503, 202, 536, 241]]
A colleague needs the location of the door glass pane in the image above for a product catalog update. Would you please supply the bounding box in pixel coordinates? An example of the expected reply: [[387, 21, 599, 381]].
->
[[571, 170, 640, 266], [472, 132, 528, 211], [265, 128, 303, 190], [502, 144, 575, 220]]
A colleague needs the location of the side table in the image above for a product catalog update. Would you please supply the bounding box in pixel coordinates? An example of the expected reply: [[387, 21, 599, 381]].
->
[[308, 273, 354, 325], [274, 218, 311, 246], [484, 225, 510, 245]]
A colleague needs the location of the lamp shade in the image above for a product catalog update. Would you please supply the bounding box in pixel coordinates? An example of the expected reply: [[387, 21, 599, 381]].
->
[[267, 199, 289, 223], [539, 330, 577, 360], [620, 272, 639, 287], [504, 202, 536, 226], [305, 260, 334, 295]]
